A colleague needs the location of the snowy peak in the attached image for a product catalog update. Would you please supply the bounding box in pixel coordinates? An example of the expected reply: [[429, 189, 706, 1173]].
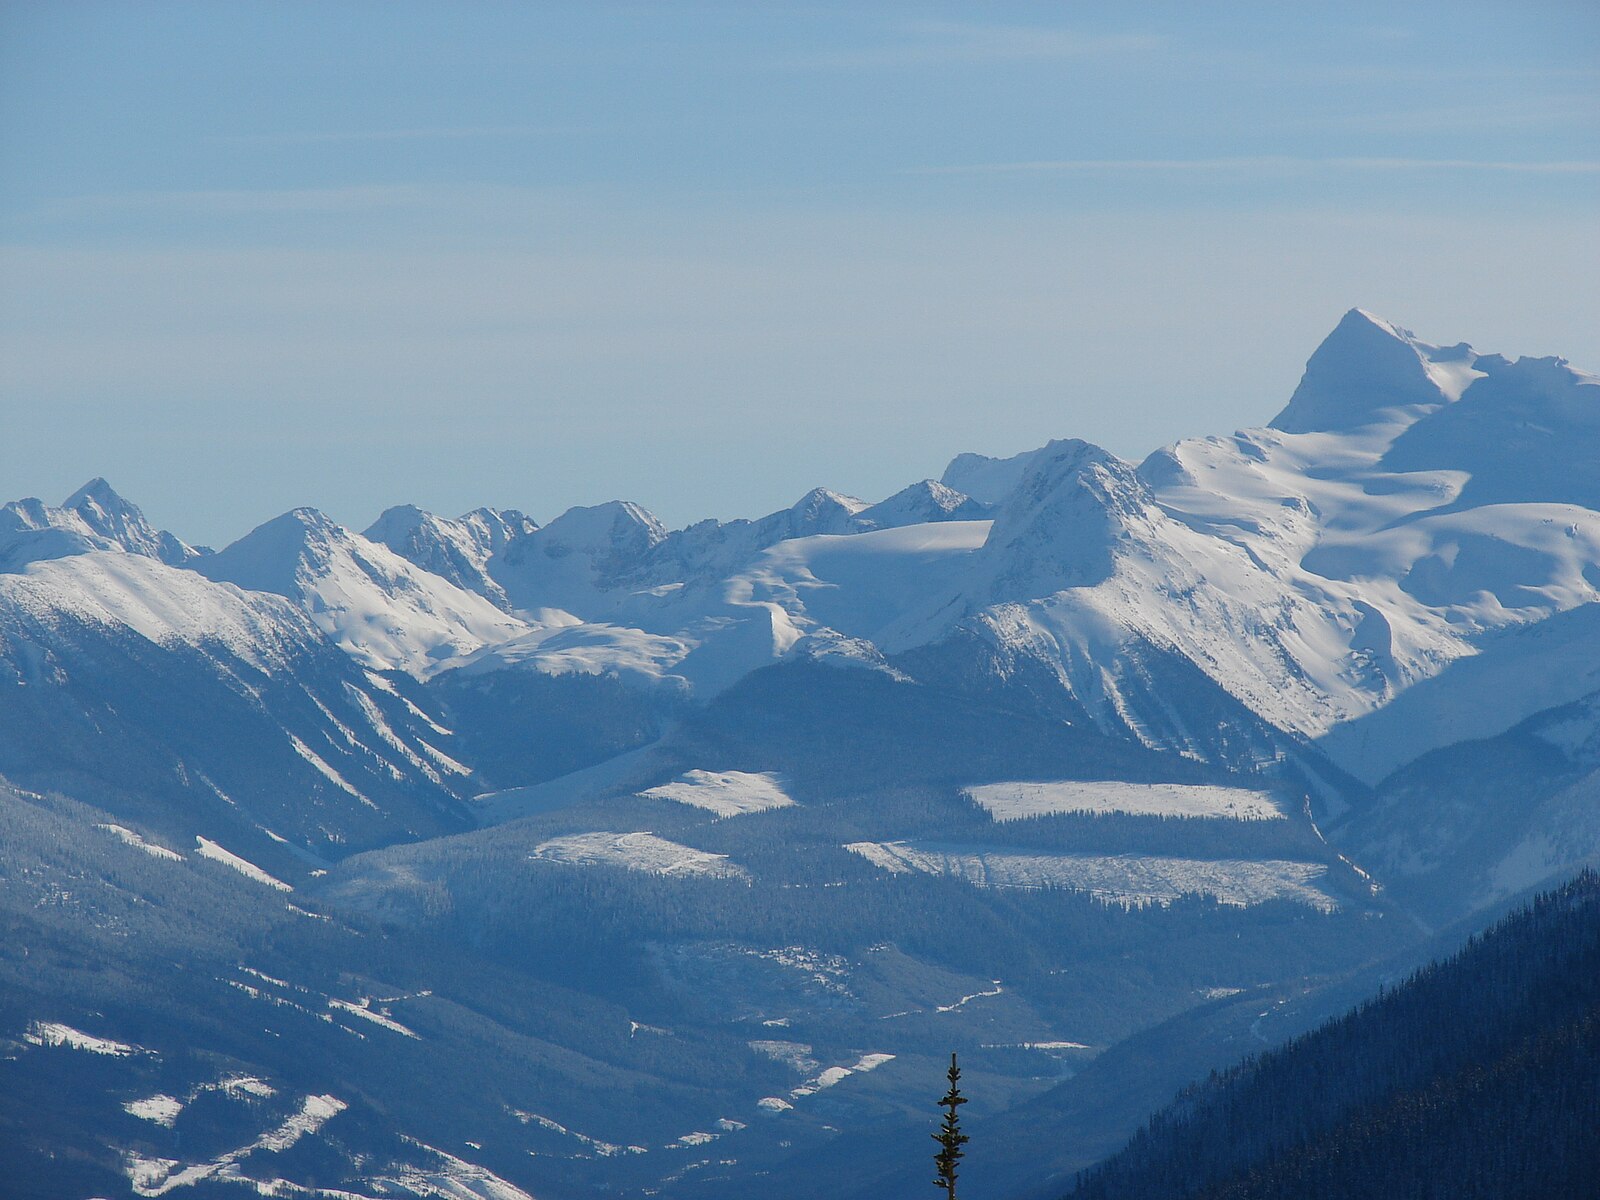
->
[[197, 508, 341, 596], [62, 478, 204, 566], [0, 479, 201, 572], [940, 447, 1045, 506], [1268, 308, 1478, 434], [492, 500, 667, 615], [525, 500, 665, 561], [785, 488, 869, 535], [364, 504, 537, 611], [198, 508, 525, 676], [981, 440, 1154, 592], [857, 480, 987, 530], [459, 506, 540, 553]]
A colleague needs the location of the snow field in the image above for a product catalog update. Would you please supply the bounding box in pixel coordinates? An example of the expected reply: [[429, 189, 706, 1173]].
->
[[124, 1095, 184, 1128], [787, 1051, 897, 1099], [531, 831, 749, 880], [328, 997, 420, 1039], [195, 837, 292, 891], [25, 1021, 141, 1056], [964, 779, 1286, 822], [844, 841, 1337, 910], [639, 769, 795, 817], [125, 1093, 348, 1197], [98, 823, 186, 860]]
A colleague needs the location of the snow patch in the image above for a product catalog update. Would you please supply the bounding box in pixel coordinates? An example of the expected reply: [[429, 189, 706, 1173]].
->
[[329, 997, 420, 1039], [788, 1052, 896, 1098], [98, 823, 185, 861], [845, 842, 1338, 909], [964, 780, 1285, 822], [195, 837, 292, 891], [531, 831, 749, 880], [25, 1021, 140, 1056], [640, 770, 796, 818], [124, 1095, 184, 1128]]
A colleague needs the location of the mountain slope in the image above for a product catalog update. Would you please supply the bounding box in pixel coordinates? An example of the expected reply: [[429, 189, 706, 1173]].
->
[[1335, 685, 1600, 925], [0, 479, 201, 572], [1064, 870, 1600, 1200], [0, 551, 473, 872], [196, 507, 527, 677], [364, 503, 538, 611]]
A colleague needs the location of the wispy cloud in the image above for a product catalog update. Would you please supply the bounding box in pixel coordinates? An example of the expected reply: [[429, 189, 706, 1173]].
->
[[908, 157, 1600, 177], [35, 184, 445, 219], [205, 125, 566, 146], [1278, 93, 1600, 135], [778, 20, 1158, 69]]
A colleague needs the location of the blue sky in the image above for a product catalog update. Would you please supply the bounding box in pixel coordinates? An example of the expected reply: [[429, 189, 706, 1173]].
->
[[2, 1, 1597, 545]]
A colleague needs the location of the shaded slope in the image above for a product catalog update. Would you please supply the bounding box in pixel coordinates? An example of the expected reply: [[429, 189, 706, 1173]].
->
[[1064, 871, 1600, 1200]]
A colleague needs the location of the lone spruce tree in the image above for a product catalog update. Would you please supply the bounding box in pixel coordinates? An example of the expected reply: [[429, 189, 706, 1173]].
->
[[932, 1052, 969, 1199]]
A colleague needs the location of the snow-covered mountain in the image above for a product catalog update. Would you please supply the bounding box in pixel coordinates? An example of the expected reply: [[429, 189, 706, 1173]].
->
[[0, 477, 202, 571], [195, 506, 528, 677], [10, 308, 1596, 816], [365, 503, 538, 611], [7, 309, 1600, 1200], [1335, 682, 1600, 925], [0, 549, 474, 870]]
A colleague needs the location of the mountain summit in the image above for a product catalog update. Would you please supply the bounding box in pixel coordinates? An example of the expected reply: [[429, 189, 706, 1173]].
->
[[1269, 308, 1481, 433]]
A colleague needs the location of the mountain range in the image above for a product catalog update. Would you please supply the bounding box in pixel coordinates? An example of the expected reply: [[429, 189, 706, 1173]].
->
[[2, 309, 1597, 1199]]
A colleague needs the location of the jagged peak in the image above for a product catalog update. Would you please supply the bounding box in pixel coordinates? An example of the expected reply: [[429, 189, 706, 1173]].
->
[[62, 476, 128, 512], [53, 477, 201, 565], [1269, 309, 1475, 434], [856, 478, 987, 530], [536, 500, 667, 551], [982, 438, 1152, 592], [1008, 438, 1127, 496], [459, 505, 538, 533], [790, 487, 868, 518], [198, 507, 351, 589]]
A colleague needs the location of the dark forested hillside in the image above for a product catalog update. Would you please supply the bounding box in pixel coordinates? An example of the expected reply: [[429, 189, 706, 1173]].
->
[[1066, 870, 1600, 1200]]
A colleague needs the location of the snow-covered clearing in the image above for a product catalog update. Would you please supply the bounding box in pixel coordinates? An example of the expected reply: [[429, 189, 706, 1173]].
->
[[748, 1040, 819, 1074], [329, 997, 420, 1039], [531, 831, 749, 880], [125, 1095, 184, 1127], [509, 1108, 635, 1157], [126, 1093, 347, 1196], [965, 780, 1284, 822], [380, 1140, 541, 1200], [640, 769, 795, 817], [98, 823, 185, 860], [25, 1021, 141, 1056], [194, 837, 292, 891], [788, 1051, 896, 1099], [845, 841, 1337, 910]]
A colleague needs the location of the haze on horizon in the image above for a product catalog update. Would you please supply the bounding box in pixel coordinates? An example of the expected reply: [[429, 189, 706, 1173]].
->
[[1, 0, 1597, 548]]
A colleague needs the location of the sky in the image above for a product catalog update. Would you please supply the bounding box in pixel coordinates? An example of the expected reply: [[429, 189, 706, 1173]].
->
[[2, 1, 1597, 547]]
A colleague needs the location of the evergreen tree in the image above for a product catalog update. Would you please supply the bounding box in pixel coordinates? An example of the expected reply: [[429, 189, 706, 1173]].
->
[[933, 1051, 970, 1199]]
